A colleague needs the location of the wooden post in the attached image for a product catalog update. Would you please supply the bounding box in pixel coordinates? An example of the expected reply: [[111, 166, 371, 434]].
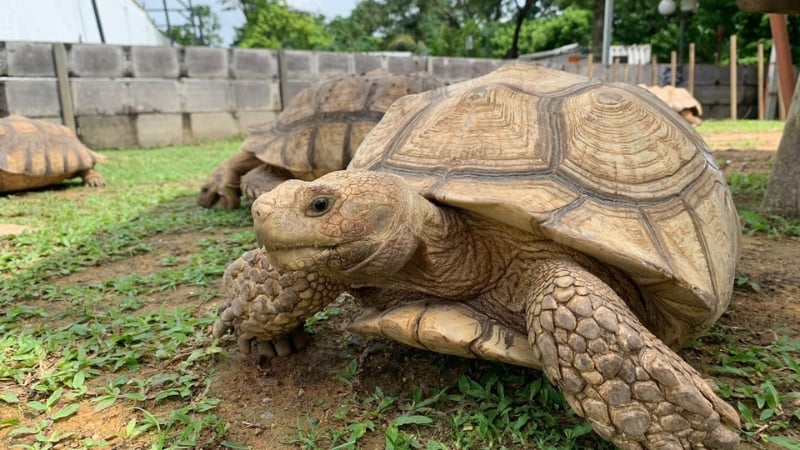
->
[[758, 43, 765, 120], [651, 55, 658, 86], [670, 51, 677, 87], [769, 14, 795, 113], [730, 35, 738, 120], [612, 58, 620, 81], [52, 43, 76, 132], [587, 53, 594, 78], [623, 62, 630, 83], [636, 63, 642, 85], [688, 43, 696, 96]]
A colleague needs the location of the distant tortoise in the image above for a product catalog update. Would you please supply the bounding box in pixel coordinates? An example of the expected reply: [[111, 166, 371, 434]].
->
[[0, 115, 105, 193], [198, 69, 441, 209], [640, 84, 704, 126], [214, 62, 741, 449]]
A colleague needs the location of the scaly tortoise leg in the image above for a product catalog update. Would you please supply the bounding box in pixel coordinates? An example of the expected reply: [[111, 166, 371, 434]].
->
[[527, 259, 740, 450], [212, 248, 345, 364], [240, 165, 293, 201]]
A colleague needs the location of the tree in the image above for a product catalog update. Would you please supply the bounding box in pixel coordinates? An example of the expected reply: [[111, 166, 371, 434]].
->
[[225, 0, 332, 49], [491, 6, 592, 58], [166, 5, 222, 46]]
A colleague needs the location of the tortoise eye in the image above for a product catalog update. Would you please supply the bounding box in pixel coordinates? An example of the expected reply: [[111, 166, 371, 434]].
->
[[307, 196, 333, 216]]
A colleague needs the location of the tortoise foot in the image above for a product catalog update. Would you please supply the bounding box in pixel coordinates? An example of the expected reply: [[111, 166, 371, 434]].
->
[[212, 248, 344, 367], [81, 169, 106, 187], [246, 328, 312, 367], [528, 262, 740, 449]]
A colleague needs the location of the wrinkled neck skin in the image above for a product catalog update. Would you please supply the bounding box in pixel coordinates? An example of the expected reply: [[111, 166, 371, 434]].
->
[[344, 192, 562, 300]]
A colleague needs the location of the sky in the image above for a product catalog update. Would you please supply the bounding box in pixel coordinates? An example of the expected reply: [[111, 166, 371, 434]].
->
[[139, 0, 359, 46]]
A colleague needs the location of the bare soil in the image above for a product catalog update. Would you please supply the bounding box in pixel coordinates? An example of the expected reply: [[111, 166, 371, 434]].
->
[[2, 129, 798, 449]]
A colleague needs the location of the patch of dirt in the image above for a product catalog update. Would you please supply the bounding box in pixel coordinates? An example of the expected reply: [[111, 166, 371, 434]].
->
[[699, 130, 783, 152], [3, 130, 798, 449]]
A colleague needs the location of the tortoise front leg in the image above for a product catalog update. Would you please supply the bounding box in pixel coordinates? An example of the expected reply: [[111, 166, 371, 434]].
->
[[526, 259, 739, 450], [213, 248, 345, 364]]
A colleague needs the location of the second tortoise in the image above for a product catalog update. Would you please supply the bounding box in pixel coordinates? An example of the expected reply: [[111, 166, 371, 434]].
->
[[198, 69, 441, 209]]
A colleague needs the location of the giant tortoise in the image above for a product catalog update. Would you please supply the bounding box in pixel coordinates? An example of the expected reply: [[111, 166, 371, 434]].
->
[[214, 62, 741, 449], [198, 69, 441, 209], [0, 115, 105, 193]]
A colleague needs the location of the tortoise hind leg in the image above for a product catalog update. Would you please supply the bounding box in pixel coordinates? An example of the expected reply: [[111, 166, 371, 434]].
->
[[349, 296, 541, 369], [77, 168, 105, 187], [526, 259, 739, 450]]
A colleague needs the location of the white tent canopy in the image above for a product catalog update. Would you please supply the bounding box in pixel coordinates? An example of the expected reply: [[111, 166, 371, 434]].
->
[[0, 0, 169, 45]]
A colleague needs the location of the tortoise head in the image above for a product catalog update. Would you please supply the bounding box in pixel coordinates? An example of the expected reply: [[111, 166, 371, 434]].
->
[[197, 166, 241, 209], [251, 170, 421, 282]]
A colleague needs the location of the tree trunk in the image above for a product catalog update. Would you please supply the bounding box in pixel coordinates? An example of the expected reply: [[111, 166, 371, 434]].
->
[[762, 74, 800, 218], [505, 0, 535, 59], [591, 0, 605, 57]]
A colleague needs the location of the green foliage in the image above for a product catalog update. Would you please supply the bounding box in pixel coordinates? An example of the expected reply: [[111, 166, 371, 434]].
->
[[165, 4, 223, 46], [235, 0, 332, 49], [490, 6, 592, 57]]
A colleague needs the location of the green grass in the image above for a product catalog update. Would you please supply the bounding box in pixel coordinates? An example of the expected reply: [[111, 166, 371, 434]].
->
[[1, 139, 254, 449], [698, 119, 785, 133]]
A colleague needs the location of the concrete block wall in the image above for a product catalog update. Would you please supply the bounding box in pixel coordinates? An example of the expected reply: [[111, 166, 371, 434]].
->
[[0, 40, 763, 150], [0, 41, 281, 148]]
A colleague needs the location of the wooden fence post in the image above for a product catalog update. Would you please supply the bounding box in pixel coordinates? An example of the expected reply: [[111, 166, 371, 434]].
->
[[758, 43, 765, 120], [52, 43, 76, 132], [731, 35, 738, 120], [670, 51, 677, 87], [688, 43, 696, 95]]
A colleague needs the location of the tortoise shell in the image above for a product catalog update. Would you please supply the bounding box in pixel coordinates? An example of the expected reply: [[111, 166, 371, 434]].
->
[[242, 69, 442, 181], [640, 84, 703, 119], [350, 62, 740, 348], [0, 115, 104, 193]]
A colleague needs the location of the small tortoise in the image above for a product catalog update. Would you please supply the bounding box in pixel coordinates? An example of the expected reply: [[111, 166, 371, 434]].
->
[[214, 62, 741, 449], [0, 115, 105, 193], [198, 69, 441, 209], [640, 84, 704, 126]]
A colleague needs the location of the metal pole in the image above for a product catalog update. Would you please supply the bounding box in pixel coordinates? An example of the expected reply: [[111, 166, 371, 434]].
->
[[601, 0, 614, 65], [162, 0, 173, 43], [90, 0, 106, 43]]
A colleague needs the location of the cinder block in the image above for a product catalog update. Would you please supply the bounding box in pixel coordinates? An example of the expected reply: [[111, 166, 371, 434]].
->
[[230, 48, 278, 79], [232, 80, 280, 111], [68, 44, 126, 77], [128, 80, 181, 113], [282, 51, 313, 79], [0, 79, 61, 117], [71, 79, 129, 115], [318, 52, 349, 73], [387, 56, 425, 74], [131, 46, 180, 78], [354, 54, 383, 73], [0, 43, 7, 76], [237, 110, 278, 134], [190, 112, 240, 141], [136, 113, 184, 147], [5, 42, 55, 77], [181, 79, 231, 112], [184, 46, 228, 79], [77, 115, 137, 149]]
